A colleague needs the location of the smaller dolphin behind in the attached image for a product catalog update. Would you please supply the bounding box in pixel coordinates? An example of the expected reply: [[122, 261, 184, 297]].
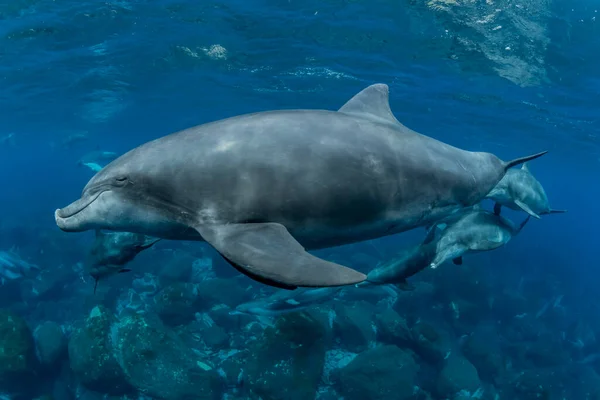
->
[[426, 210, 530, 269], [0, 133, 16, 148], [231, 287, 343, 318], [87, 230, 161, 293], [486, 162, 567, 219], [0, 249, 41, 285], [365, 209, 530, 287], [77, 150, 119, 173]]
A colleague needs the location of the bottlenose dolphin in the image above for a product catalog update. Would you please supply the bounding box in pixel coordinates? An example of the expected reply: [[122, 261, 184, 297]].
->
[[231, 287, 342, 317], [0, 249, 40, 285], [486, 163, 566, 219], [425, 209, 530, 268], [0, 133, 16, 147], [366, 209, 530, 286], [77, 150, 119, 173], [55, 83, 546, 290], [87, 230, 161, 292]]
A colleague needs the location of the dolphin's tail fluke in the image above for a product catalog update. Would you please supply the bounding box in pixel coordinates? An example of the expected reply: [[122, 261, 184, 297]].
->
[[503, 151, 548, 171]]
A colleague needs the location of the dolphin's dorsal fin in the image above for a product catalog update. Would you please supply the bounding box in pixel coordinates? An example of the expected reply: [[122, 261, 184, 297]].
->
[[338, 84, 401, 126], [522, 162, 530, 172]]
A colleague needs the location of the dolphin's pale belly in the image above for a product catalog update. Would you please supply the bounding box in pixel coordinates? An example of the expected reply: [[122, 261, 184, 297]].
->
[[272, 203, 464, 250]]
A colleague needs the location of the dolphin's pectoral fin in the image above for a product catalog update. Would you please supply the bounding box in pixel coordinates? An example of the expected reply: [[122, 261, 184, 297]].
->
[[140, 236, 162, 249], [514, 199, 541, 219], [549, 208, 567, 214], [493, 202, 502, 216], [193, 222, 367, 289], [452, 257, 463, 265], [221, 255, 297, 290]]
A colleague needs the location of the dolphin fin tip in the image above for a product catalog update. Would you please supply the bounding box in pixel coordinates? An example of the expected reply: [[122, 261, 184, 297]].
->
[[504, 150, 548, 171], [549, 209, 567, 214]]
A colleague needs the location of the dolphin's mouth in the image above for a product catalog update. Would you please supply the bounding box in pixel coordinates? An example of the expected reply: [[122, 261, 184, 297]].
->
[[56, 189, 106, 219]]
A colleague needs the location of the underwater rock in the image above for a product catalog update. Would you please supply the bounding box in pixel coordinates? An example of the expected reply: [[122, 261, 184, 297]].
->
[[430, 264, 492, 306], [435, 353, 481, 398], [216, 350, 249, 396], [111, 312, 222, 400], [244, 309, 330, 400], [191, 256, 216, 283], [34, 321, 67, 369], [206, 247, 241, 279], [50, 363, 77, 400], [179, 315, 231, 353], [68, 305, 132, 395], [115, 288, 148, 317], [158, 250, 195, 284], [462, 324, 504, 383], [335, 344, 419, 400], [202, 324, 230, 351], [447, 299, 482, 333], [195, 278, 250, 310], [153, 282, 201, 326], [0, 309, 38, 397], [511, 368, 565, 399], [0, 279, 22, 307], [20, 263, 74, 302], [208, 304, 247, 331], [490, 288, 529, 323], [568, 365, 600, 399], [374, 308, 412, 346], [392, 281, 436, 318], [333, 301, 376, 352], [410, 320, 453, 366], [522, 336, 571, 369]]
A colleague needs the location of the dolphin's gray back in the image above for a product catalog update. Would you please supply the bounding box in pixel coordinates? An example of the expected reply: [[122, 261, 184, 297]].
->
[[89, 110, 504, 248]]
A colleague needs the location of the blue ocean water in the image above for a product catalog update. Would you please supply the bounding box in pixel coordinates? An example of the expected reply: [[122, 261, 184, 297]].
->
[[0, 0, 599, 399]]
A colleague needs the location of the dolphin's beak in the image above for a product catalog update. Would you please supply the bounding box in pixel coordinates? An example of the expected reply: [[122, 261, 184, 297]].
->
[[55, 190, 105, 232], [55, 209, 72, 231]]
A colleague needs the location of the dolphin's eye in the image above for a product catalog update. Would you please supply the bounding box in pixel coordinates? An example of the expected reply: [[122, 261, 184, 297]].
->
[[114, 176, 129, 186]]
